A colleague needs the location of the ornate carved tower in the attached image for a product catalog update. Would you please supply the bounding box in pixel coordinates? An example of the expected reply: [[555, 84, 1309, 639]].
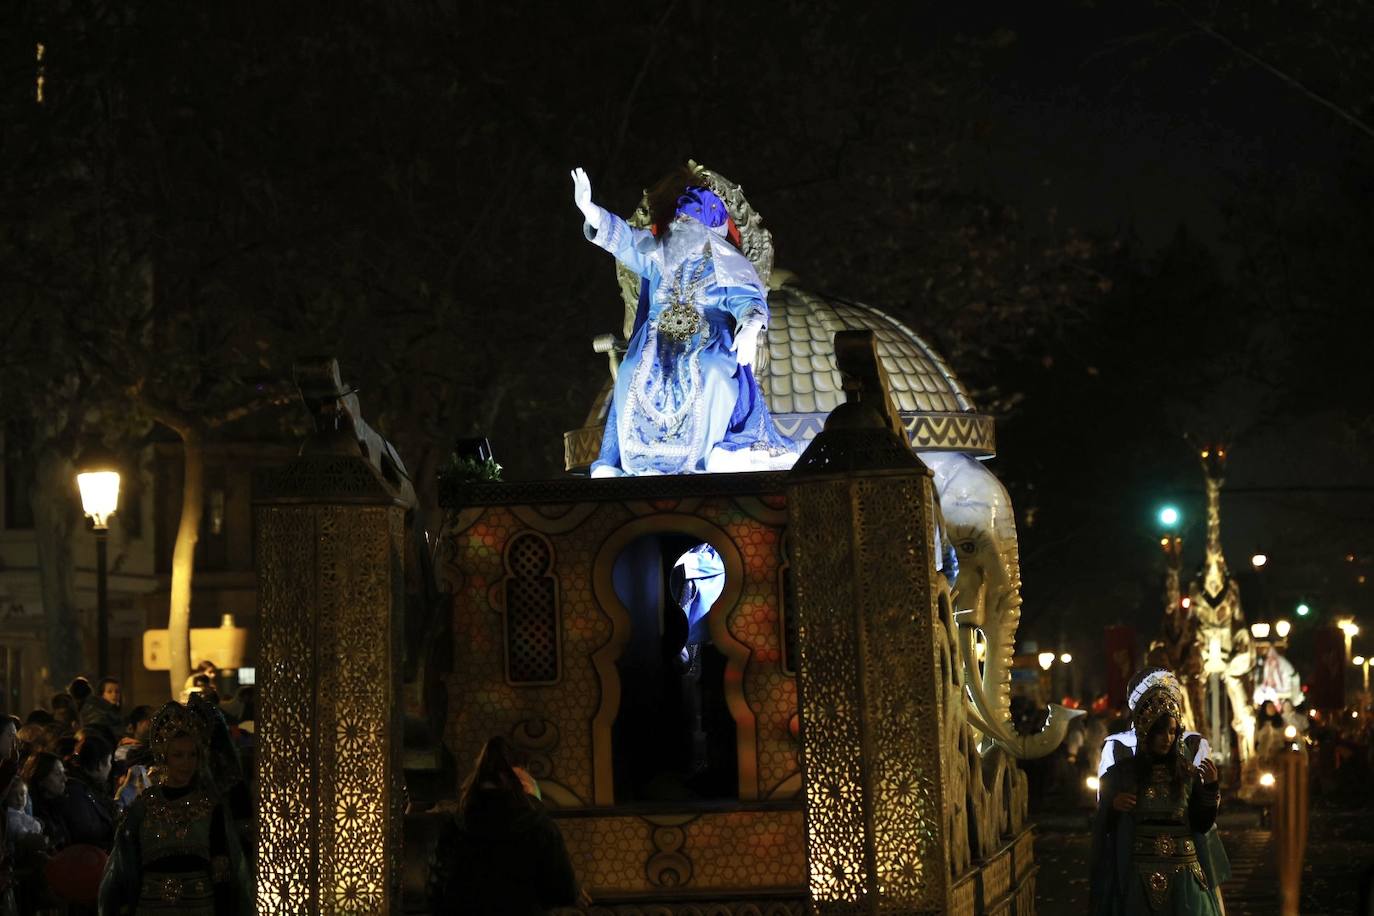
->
[[254, 362, 408, 915], [785, 331, 956, 914]]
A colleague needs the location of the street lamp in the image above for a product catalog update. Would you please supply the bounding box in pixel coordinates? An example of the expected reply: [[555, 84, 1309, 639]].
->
[[1296, 603, 1311, 617], [1275, 619, 1291, 639], [1157, 505, 1181, 529], [1250, 553, 1268, 569], [76, 450, 121, 679], [1059, 652, 1073, 664], [1037, 652, 1055, 671]]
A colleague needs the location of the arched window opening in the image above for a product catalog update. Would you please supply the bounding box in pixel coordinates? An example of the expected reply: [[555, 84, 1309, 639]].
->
[[502, 532, 560, 685], [611, 533, 737, 803]]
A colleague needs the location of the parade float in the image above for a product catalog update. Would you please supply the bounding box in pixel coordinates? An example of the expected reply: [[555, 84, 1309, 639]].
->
[[252, 163, 1075, 915]]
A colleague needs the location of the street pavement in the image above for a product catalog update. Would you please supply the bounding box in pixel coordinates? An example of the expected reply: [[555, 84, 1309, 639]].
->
[[1033, 805, 1374, 915]]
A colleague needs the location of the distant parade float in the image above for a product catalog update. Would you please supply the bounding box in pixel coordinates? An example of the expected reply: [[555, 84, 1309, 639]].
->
[[255, 162, 1076, 915]]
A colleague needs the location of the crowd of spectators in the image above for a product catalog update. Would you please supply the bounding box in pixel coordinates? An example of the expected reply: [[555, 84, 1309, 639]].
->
[[0, 666, 255, 915]]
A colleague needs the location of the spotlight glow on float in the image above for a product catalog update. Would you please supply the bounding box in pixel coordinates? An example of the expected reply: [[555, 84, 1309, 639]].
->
[[1259, 772, 1276, 788], [1284, 725, 1297, 740], [1085, 775, 1100, 792]]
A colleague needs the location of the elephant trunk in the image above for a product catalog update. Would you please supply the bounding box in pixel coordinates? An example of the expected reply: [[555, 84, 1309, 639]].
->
[[927, 451, 1080, 760]]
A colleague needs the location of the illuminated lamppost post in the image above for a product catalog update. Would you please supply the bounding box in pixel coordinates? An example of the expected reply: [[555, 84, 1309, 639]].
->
[[1038, 651, 1055, 705], [1251, 552, 1272, 623], [76, 451, 121, 679], [1339, 619, 1361, 663], [1354, 655, 1372, 708]]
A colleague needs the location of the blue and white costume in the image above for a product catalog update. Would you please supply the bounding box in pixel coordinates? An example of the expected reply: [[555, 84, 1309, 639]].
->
[[583, 188, 796, 476]]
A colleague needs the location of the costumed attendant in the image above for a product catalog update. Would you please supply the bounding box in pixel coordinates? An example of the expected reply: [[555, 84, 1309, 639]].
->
[[98, 702, 251, 916], [572, 166, 796, 477], [1098, 667, 1231, 910], [1099, 667, 1211, 780], [1090, 671, 1225, 916]]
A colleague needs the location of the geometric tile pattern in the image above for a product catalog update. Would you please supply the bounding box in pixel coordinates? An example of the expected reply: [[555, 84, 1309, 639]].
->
[[551, 809, 806, 895], [256, 499, 405, 916], [786, 471, 952, 914]]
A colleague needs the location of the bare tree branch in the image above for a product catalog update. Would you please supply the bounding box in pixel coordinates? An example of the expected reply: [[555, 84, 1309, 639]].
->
[[1162, 0, 1374, 143]]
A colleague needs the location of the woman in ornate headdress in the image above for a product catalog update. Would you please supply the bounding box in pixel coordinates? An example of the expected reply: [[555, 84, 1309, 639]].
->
[[1090, 669, 1224, 915], [571, 165, 797, 477], [98, 701, 251, 916]]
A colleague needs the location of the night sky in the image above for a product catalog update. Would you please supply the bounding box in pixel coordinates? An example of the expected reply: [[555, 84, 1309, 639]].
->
[[5, 1, 1371, 694]]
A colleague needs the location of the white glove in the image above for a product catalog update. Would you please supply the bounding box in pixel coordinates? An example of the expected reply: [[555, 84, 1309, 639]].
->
[[730, 320, 763, 367], [571, 167, 599, 224]]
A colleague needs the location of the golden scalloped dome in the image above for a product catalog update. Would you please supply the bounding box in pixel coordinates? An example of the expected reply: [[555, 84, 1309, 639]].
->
[[564, 280, 994, 472]]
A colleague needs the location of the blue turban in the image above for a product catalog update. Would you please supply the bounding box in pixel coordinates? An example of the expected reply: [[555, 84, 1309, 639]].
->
[[674, 186, 729, 228]]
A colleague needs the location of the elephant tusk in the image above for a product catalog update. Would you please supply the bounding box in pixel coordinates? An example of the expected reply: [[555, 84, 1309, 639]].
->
[[958, 623, 1083, 759]]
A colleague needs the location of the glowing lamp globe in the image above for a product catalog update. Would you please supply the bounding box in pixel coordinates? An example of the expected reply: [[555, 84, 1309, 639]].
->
[[1284, 725, 1298, 740], [1251, 622, 1271, 640], [1250, 553, 1268, 569], [1354, 656, 1366, 668], [76, 469, 121, 529], [1275, 619, 1291, 639], [1259, 772, 1276, 788], [1059, 652, 1073, 664], [1157, 506, 1180, 529], [1296, 603, 1311, 617], [1037, 651, 1055, 671]]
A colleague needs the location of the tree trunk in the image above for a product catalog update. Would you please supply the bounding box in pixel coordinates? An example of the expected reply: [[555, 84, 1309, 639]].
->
[[166, 424, 204, 697], [30, 443, 84, 690]]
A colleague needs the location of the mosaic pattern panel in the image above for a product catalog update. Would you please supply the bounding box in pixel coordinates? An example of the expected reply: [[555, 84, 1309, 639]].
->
[[444, 505, 621, 803], [788, 475, 951, 914], [257, 502, 404, 915], [257, 506, 319, 914], [554, 809, 806, 894]]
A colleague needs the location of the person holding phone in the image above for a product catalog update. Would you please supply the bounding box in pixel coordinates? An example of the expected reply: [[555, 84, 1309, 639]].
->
[[429, 736, 586, 914], [1090, 670, 1225, 916]]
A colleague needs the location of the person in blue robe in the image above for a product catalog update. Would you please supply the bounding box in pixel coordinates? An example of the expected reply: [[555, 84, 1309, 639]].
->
[[571, 167, 796, 477]]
